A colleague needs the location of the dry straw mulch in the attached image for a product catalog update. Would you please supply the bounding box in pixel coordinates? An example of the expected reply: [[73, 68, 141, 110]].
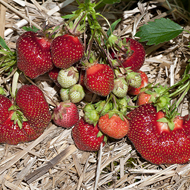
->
[[0, 0, 190, 189]]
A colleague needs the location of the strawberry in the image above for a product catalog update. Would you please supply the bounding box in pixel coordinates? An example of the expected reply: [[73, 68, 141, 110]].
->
[[127, 104, 190, 165], [15, 85, 51, 129], [111, 38, 145, 71], [16, 31, 53, 79], [121, 38, 145, 71], [72, 118, 106, 151], [84, 63, 114, 96], [128, 71, 148, 95], [98, 113, 130, 139], [137, 91, 152, 106], [112, 78, 128, 98], [0, 92, 47, 145], [52, 101, 79, 128], [48, 67, 61, 87], [0, 95, 12, 124], [51, 34, 84, 69]]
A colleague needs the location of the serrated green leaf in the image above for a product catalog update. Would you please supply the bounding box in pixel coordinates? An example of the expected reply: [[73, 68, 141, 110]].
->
[[102, 0, 120, 4], [107, 18, 121, 37], [0, 37, 10, 51], [135, 18, 183, 45], [22, 26, 39, 32]]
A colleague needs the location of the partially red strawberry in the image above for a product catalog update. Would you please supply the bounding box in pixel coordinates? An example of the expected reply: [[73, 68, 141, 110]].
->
[[128, 71, 148, 95], [84, 63, 114, 96], [48, 67, 61, 87], [51, 34, 84, 69], [137, 91, 152, 106], [15, 85, 51, 129], [127, 104, 190, 165], [16, 31, 53, 79], [98, 113, 130, 139], [72, 118, 106, 151], [52, 101, 79, 128]]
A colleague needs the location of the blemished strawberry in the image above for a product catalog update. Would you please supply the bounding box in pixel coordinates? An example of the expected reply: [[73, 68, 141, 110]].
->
[[72, 118, 106, 151], [48, 67, 61, 87], [51, 34, 84, 69], [112, 78, 128, 98], [98, 113, 130, 139], [15, 85, 51, 129], [53, 101, 79, 128], [16, 31, 53, 79], [137, 91, 152, 106], [111, 38, 145, 71], [84, 63, 114, 96], [127, 104, 190, 165], [128, 71, 148, 95]]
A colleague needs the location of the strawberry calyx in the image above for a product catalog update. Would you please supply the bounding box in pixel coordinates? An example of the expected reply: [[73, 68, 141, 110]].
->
[[8, 104, 28, 129]]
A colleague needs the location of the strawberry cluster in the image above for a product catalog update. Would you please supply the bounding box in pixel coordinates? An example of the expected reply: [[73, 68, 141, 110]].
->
[[1, 1, 190, 167]]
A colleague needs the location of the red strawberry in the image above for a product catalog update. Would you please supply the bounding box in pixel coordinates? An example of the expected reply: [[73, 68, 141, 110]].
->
[[98, 113, 130, 139], [72, 118, 106, 151], [51, 34, 84, 69], [16, 31, 53, 79], [127, 104, 190, 165], [53, 101, 79, 128], [128, 71, 148, 95], [0, 95, 12, 124], [48, 67, 61, 87], [0, 95, 44, 145], [122, 38, 145, 71], [137, 91, 152, 106], [84, 63, 114, 96], [15, 85, 51, 129], [111, 38, 145, 71]]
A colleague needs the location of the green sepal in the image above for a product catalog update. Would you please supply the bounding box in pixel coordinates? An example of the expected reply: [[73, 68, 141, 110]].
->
[[97, 130, 103, 137], [22, 26, 39, 32], [157, 117, 175, 131]]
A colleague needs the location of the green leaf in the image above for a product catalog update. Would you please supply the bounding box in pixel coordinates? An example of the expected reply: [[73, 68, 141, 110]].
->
[[22, 26, 39, 32], [135, 18, 183, 45], [157, 117, 168, 123], [62, 14, 76, 19], [102, 0, 120, 4], [107, 18, 121, 37], [0, 37, 10, 51]]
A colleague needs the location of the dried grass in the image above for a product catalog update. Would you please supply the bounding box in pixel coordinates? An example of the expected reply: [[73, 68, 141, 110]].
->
[[0, 0, 190, 189]]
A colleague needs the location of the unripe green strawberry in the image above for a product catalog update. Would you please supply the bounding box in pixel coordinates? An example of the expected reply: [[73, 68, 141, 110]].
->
[[84, 104, 99, 126], [60, 88, 70, 101], [126, 71, 142, 88], [57, 67, 79, 88], [69, 84, 85, 103], [112, 78, 128, 98]]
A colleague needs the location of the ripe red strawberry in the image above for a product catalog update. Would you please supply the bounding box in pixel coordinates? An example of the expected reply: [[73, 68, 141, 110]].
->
[[48, 67, 61, 87], [0, 95, 12, 124], [122, 38, 145, 71], [51, 34, 84, 69], [15, 85, 51, 129], [16, 31, 53, 79], [84, 63, 114, 96], [72, 118, 106, 151], [53, 101, 79, 128], [127, 104, 190, 165], [128, 71, 148, 95], [111, 38, 145, 71], [98, 113, 130, 139]]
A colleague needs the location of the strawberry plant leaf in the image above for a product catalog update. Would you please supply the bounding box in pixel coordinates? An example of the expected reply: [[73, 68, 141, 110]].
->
[[135, 18, 183, 45], [22, 26, 39, 32], [0, 36, 10, 51], [107, 18, 121, 37]]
